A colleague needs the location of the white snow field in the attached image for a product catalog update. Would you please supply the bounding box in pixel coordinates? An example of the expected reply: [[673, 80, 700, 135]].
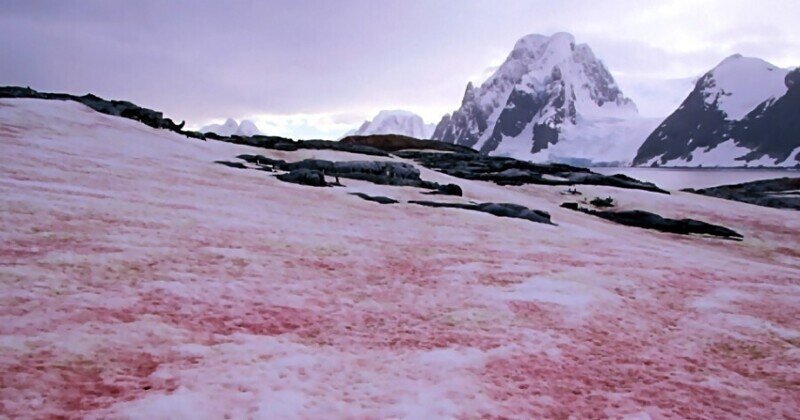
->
[[1, 98, 799, 418]]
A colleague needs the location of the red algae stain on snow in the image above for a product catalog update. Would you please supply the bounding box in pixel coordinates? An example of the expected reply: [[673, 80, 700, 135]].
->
[[480, 328, 763, 418], [0, 349, 178, 417], [479, 273, 800, 419], [135, 290, 327, 338], [2, 99, 800, 417]]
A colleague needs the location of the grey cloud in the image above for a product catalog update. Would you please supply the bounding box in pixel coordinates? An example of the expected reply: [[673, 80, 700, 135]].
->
[[1, 0, 798, 134]]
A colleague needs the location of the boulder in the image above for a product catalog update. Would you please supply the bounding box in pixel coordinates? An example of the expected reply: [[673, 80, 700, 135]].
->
[[276, 169, 328, 187], [214, 161, 248, 169], [590, 197, 615, 207], [349, 193, 399, 204], [410, 200, 554, 225], [560, 203, 742, 240]]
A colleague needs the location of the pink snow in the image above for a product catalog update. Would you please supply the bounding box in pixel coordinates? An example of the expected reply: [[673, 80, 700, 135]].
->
[[1, 98, 799, 418]]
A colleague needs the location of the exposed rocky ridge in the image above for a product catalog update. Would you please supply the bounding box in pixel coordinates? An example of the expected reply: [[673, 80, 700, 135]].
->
[[0, 86, 196, 137], [634, 58, 799, 167], [560, 202, 743, 239], [340, 134, 477, 153], [410, 201, 554, 225], [0, 87, 405, 158], [395, 151, 668, 194], [276, 168, 330, 187], [683, 177, 800, 210], [235, 154, 444, 190], [218, 134, 391, 156]]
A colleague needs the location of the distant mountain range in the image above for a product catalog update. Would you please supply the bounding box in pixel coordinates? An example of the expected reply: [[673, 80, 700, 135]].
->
[[634, 55, 800, 167], [345, 110, 435, 139], [210, 33, 798, 168], [201, 118, 262, 137]]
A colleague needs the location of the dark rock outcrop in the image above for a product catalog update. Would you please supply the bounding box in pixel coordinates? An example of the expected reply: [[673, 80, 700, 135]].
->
[[432, 183, 464, 196], [214, 161, 248, 169], [340, 134, 476, 154], [395, 151, 668, 194], [276, 169, 328, 187], [349, 193, 399, 204], [410, 200, 554, 225], [222, 136, 390, 157], [0, 86, 194, 137], [683, 177, 800, 210], [560, 203, 742, 239], [284, 160, 432, 188], [0, 87, 403, 158], [237, 154, 446, 190], [590, 197, 615, 208]]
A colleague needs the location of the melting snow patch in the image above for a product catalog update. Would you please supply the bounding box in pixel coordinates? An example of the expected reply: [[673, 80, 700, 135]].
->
[[114, 387, 222, 420], [692, 287, 750, 311], [487, 277, 617, 318]]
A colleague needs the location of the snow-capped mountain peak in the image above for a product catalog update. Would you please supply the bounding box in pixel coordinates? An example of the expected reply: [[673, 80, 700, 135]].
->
[[432, 32, 643, 164], [633, 55, 799, 167], [347, 110, 435, 139], [200, 118, 262, 136], [235, 119, 261, 136], [702, 54, 788, 120]]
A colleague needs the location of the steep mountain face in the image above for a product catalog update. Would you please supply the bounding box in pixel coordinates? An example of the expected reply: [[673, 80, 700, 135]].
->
[[432, 32, 646, 165], [201, 118, 262, 136], [348, 110, 435, 139], [634, 56, 799, 167]]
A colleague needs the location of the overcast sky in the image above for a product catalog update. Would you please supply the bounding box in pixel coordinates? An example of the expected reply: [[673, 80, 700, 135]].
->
[[2, 0, 798, 138]]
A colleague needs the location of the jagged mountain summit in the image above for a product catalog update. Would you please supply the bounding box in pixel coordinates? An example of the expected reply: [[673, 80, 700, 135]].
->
[[346, 110, 435, 139], [634, 55, 800, 167], [432, 32, 654, 165], [201, 118, 262, 137]]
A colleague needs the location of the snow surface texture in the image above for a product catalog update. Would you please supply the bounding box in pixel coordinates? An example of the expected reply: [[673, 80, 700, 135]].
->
[[1, 98, 800, 418], [200, 118, 262, 136], [347, 110, 435, 139], [433, 32, 653, 165]]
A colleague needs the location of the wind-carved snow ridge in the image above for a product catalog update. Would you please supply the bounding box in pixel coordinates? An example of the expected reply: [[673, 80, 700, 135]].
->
[[201, 118, 262, 136], [348, 110, 436, 139], [433, 32, 649, 165]]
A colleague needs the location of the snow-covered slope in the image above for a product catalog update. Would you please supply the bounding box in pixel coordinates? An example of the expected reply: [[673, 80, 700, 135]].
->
[[1, 98, 800, 418], [634, 56, 799, 167], [201, 118, 262, 136], [489, 116, 661, 166], [433, 32, 649, 165], [349, 110, 435, 139]]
